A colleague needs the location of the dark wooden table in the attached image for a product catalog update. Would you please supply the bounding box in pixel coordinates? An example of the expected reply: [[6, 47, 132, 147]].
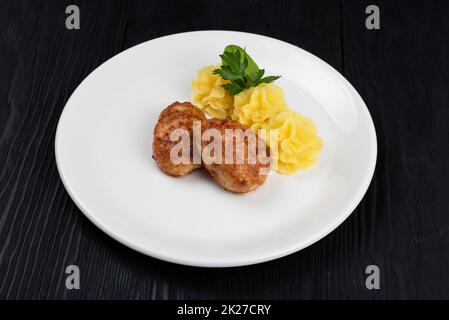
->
[[0, 0, 448, 299]]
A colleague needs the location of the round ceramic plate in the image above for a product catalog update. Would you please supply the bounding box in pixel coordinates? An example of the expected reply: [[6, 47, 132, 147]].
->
[[55, 31, 377, 267]]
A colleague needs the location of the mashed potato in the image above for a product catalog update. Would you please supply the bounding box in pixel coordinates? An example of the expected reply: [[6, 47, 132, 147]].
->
[[232, 83, 288, 130], [192, 66, 322, 174], [192, 65, 234, 119], [267, 110, 322, 174]]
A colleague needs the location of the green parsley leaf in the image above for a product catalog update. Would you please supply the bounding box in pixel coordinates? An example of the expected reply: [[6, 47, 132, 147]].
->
[[213, 45, 281, 96], [258, 75, 281, 84], [221, 83, 244, 96]]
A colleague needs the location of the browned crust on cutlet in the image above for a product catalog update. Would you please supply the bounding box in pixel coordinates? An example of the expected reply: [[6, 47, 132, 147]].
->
[[152, 102, 205, 176], [201, 118, 271, 193]]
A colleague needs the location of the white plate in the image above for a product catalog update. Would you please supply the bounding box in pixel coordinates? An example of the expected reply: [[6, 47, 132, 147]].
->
[[55, 31, 377, 267]]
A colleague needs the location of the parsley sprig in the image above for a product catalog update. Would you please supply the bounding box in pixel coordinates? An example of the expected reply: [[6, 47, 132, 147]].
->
[[213, 45, 281, 96]]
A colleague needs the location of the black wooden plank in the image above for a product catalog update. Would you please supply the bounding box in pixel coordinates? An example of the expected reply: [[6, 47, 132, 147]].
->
[[339, 0, 449, 299], [0, 0, 448, 299]]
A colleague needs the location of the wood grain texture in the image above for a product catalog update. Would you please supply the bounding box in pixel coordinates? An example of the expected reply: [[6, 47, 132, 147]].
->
[[0, 0, 448, 299]]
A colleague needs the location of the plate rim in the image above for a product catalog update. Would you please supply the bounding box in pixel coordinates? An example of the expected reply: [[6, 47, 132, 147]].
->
[[55, 30, 378, 267]]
